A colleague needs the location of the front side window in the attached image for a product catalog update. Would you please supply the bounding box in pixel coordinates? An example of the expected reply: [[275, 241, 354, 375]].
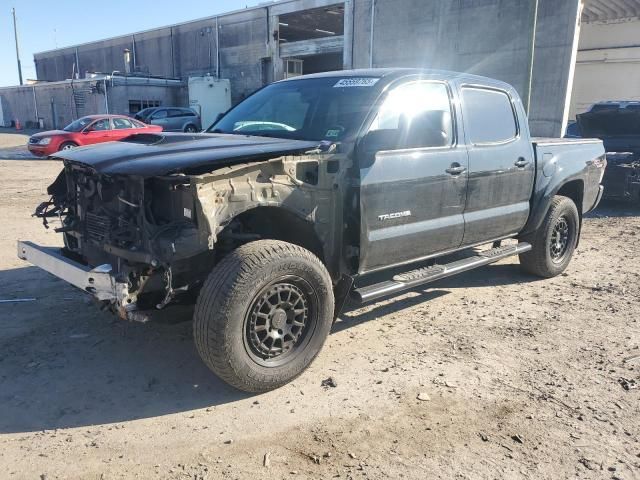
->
[[152, 109, 168, 120], [368, 81, 454, 149], [461, 87, 517, 144], [90, 119, 111, 131], [63, 116, 93, 132]]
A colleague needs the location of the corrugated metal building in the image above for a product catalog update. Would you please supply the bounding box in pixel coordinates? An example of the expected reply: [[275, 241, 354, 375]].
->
[[1, 0, 593, 136]]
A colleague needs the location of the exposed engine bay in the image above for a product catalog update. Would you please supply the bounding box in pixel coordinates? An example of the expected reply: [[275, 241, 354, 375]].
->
[[33, 145, 352, 321]]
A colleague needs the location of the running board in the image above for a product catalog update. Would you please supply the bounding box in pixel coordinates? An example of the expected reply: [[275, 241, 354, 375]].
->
[[352, 242, 531, 304]]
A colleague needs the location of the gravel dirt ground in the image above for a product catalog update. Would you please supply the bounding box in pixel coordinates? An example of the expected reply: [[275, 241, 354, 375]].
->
[[0, 132, 638, 479]]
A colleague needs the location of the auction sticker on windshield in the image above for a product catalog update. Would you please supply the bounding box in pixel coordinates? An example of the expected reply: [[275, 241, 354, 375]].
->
[[334, 78, 380, 88]]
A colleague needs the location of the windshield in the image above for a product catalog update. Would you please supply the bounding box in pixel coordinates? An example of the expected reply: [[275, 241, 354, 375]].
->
[[207, 77, 382, 141], [63, 116, 95, 132]]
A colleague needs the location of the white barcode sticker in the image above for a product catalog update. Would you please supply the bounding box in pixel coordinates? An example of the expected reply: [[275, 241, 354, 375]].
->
[[183, 207, 192, 219], [333, 78, 380, 88]]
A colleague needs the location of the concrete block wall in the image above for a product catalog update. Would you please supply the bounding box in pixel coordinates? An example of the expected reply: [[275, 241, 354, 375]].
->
[[352, 0, 580, 137], [0, 80, 186, 130], [30, 0, 580, 136]]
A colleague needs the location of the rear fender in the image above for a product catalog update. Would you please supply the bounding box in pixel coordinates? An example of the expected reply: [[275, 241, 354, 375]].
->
[[521, 174, 584, 237]]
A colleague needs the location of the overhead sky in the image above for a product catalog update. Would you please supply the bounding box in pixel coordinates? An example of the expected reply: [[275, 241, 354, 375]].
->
[[1, 0, 264, 87]]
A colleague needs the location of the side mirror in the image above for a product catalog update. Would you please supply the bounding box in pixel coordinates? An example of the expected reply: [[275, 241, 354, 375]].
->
[[357, 129, 399, 167]]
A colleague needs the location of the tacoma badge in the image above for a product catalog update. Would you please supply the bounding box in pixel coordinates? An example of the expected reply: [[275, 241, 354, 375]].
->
[[378, 210, 412, 221]]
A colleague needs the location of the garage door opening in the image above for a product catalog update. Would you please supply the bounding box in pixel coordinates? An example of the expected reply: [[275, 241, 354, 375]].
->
[[289, 52, 343, 76], [278, 4, 344, 43], [278, 4, 345, 77]]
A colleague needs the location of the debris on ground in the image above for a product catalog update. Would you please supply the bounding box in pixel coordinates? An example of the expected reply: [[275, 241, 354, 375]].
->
[[618, 377, 638, 390], [416, 392, 431, 401], [321, 377, 338, 388]]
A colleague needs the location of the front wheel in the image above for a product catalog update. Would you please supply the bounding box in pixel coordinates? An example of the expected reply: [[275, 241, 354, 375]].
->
[[193, 240, 334, 392], [519, 195, 580, 278], [59, 142, 78, 151]]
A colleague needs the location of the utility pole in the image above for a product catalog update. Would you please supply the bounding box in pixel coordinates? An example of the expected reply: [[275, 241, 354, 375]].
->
[[12, 7, 23, 85]]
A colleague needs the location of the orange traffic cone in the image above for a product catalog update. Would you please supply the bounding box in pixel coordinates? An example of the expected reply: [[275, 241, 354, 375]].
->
[[15, 119, 22, 131]]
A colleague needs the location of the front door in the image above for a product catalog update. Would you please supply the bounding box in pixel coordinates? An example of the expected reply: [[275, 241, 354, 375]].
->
[[458, 85, 535, 245], [359, 80, 468, 273], [82, 118, 113, 145]]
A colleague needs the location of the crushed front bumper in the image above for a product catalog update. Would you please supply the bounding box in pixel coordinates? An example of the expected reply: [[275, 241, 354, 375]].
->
[[17, 240, 144, 321]]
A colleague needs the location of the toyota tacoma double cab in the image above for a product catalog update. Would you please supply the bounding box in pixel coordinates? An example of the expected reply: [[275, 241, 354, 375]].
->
[[18, 69, 606, 392]]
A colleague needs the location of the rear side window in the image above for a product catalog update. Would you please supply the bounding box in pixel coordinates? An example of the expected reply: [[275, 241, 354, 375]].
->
[[461, 87, 517, 144], [113, 118, 133, 129], [168, 109, 185, 118]]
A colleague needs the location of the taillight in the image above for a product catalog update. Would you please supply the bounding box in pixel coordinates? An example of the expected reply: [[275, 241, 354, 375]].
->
[[593, 154, 606, 169], [595, 154, 607, 183]]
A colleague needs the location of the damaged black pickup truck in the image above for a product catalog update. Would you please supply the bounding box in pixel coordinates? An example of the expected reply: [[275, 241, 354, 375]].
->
[[18, 69, 606, 392]]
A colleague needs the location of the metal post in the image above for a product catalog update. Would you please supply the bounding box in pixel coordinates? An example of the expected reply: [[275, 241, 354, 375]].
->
[[369, 0, 376, 68], [215, 16, 220, 78], [131, 35, 137, 71], [32, 86, 39, 124], [524, 0, 539, 115], [75, 48, 80, 79], [104, 78, 109, 114], [12, 8, 23, 85]]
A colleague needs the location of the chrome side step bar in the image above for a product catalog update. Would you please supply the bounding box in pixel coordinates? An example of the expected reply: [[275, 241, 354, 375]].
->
[[352, 242, 531, 304]]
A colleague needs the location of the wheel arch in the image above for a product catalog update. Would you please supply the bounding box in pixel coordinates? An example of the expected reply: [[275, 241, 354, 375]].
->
[[522, 177, 585, 238], [216, 205, 326, 265]]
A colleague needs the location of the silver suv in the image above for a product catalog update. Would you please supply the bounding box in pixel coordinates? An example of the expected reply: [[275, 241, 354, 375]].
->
[[134, 107, 201, 132]]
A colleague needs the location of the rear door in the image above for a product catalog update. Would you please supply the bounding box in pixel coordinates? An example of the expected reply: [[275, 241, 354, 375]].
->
[[458, 85, 535, 245], [358, 80, 468, 273], [111, 117, 137, 140]]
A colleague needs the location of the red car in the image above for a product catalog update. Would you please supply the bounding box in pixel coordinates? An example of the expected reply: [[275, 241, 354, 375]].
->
[[28, 114, 163, 157]]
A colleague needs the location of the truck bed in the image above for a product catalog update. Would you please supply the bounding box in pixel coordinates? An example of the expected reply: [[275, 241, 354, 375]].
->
[[530, 136, 605, 219]]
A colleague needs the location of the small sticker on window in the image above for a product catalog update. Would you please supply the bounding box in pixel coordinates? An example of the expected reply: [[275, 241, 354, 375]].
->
[[325, 129, 341, 138], [183, 208, 192, 219], [333, 78, 380, 88]]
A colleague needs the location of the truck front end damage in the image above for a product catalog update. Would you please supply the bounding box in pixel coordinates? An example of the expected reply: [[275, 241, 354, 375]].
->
[[19, 146, 346, 321], [601, 152, 640, 202]]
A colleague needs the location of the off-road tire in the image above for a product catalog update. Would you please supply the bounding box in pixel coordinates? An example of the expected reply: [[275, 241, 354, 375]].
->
[[519, 195, 580, 278], [194, 240, 334, 392]]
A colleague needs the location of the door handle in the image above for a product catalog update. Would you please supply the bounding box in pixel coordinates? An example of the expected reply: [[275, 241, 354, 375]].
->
[[445, 164, 467, 175], [515, 157, 529, 168]]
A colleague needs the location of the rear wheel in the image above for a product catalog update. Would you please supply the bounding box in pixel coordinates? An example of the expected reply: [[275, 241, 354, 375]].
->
[[194, 240, 334, 392], [59, 142, 77, 151], [519, 195, 579, 278], [184, 124, 198, 133]]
